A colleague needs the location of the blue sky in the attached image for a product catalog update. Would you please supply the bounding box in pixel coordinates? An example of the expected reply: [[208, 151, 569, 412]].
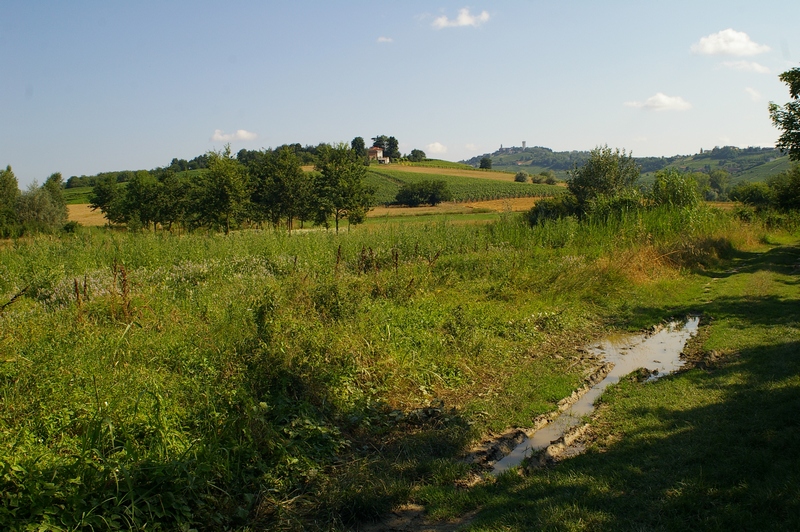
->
[[1, 1, 798, 186]]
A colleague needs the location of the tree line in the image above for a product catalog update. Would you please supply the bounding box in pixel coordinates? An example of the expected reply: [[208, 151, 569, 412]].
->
[[0, 167, 69, 237], [90, 143, 373, 234], [67, 135, 426, 190]]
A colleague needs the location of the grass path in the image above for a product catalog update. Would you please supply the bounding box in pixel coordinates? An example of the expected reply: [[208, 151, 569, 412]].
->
[[417, 237, 800, 531]]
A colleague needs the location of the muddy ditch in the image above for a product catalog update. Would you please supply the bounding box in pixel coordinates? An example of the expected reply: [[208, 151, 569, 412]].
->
[[465, 317, 700, 476], [356, 318, 702, 530]]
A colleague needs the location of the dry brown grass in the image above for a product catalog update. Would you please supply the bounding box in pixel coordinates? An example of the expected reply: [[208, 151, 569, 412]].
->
[[465, 197, 541, 212], [68, 204, 107, 226], [367, 198, 543, 218], [385, 165, 517, 181], [610, 246, 681, 285]]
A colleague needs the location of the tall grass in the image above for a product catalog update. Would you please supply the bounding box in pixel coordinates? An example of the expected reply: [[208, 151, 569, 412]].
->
[[0, 205, 771, 529]]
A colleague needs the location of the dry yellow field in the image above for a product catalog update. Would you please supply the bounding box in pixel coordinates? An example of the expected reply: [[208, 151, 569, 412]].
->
[[68, 204, 107, 226], [303, 163, 518, 182], [368, 197, 540, 217], [384, 165, 517, 181]]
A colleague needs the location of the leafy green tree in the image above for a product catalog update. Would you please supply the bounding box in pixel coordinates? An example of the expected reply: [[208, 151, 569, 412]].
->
[[90, 175, 126, 224], [729, 182, 773, 208], [769, 66, 800, 161], [155, 170, 192, 231], [371, 135, 389, 151], [408, 149, 426, 162], [395, 180, 451, 206], [196, 145, 249, 234], [16, 182, 66, 233], [42, 172, 67, 220], [250, 146, 311, 231], [768, 165, 800, 210], [386, 136, 401, 160], [351, 137, 367, 158], [123, 171, 161, 231], [709, 169, 730, 200], [0, 165, 20, 235], [314, 143, 372, 233], [567, 145, 640, 210], [690, 172, 712, 200], [514, 171, 528, 183], [479, 156, 492, 169]]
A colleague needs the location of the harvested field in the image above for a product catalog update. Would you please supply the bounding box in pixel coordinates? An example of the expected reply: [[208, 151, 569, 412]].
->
[[382, 165, 516, 181], [367, 197, 542, 218], [465, 196, 540, 212], [68, 204, 106, 226]]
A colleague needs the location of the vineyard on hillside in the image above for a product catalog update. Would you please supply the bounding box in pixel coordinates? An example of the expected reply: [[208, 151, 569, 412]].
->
[[366, 168, 562, 204]]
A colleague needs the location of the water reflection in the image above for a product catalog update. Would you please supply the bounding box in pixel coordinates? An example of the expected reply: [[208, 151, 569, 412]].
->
[[492, 317, 700, 475]]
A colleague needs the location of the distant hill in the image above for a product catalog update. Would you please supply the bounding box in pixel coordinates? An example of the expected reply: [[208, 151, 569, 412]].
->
[[461, 145, 791, 183]]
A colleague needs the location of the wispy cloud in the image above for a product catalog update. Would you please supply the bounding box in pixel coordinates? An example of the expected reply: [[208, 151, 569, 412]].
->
[[211, 129, 257, 142], [624, 93, 692, 111], [465, 143, 478, 151], [427, 142, 447, 154], [744, 87, 761, 101], [432, 8, 489, 29], [722, 60, 770, 74], [377, 36, 393, 43], [691, 29, 770, 56]]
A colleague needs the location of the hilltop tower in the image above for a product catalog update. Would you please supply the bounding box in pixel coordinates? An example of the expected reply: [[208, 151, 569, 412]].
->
[[522, 141, 526, 149]]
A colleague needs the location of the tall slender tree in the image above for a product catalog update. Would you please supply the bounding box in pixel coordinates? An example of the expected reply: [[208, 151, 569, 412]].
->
[[0, 166, 19, 235]]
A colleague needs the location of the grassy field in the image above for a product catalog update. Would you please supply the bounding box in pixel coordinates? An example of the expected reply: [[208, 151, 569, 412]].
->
[[2, 204, 798, 530], [417, 235, 800, 531], [63, 186, 94, 205]]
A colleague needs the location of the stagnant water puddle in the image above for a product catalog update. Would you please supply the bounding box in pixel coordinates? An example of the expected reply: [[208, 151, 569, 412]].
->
[[492, 317, 700, 475]]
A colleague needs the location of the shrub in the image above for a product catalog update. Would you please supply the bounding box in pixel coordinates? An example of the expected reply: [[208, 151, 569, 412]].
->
[[514, 172, 528, 183], [524, 194, 579, 225], [768, 165, 800, 211], [568, 146, 640, 210], [395, 180, 452, 206], [649, 168, 701, 209], [587, 187, 644, 220], [729, 182, 773, 208]]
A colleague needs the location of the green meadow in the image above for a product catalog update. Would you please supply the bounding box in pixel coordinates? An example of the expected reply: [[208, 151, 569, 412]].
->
[[2, 201, 798, 530]]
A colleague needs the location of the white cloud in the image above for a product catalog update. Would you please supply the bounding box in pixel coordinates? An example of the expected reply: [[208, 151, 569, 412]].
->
[[211, 129, 257, 142], [744, 87, 761, 101], [721, 60, 770, 74], [624, 93, 692, 111], [432, 8, 489, 29], [377, 36, 393, 43], [691, 29, 770, 56], [427, 142, 447, 154], [465, 143, 478, 151]]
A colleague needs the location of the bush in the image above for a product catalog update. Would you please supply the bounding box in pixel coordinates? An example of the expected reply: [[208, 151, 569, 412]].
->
[[587, 188, 644, 220], [568, 146, 640, 210], [524, 194, 579, 225], [395, 180, 452, 207], [649, 168, 701, 209], [514, 172, 528, 183], [729, 182, 773, 208], [768, 165, 800, 211]]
